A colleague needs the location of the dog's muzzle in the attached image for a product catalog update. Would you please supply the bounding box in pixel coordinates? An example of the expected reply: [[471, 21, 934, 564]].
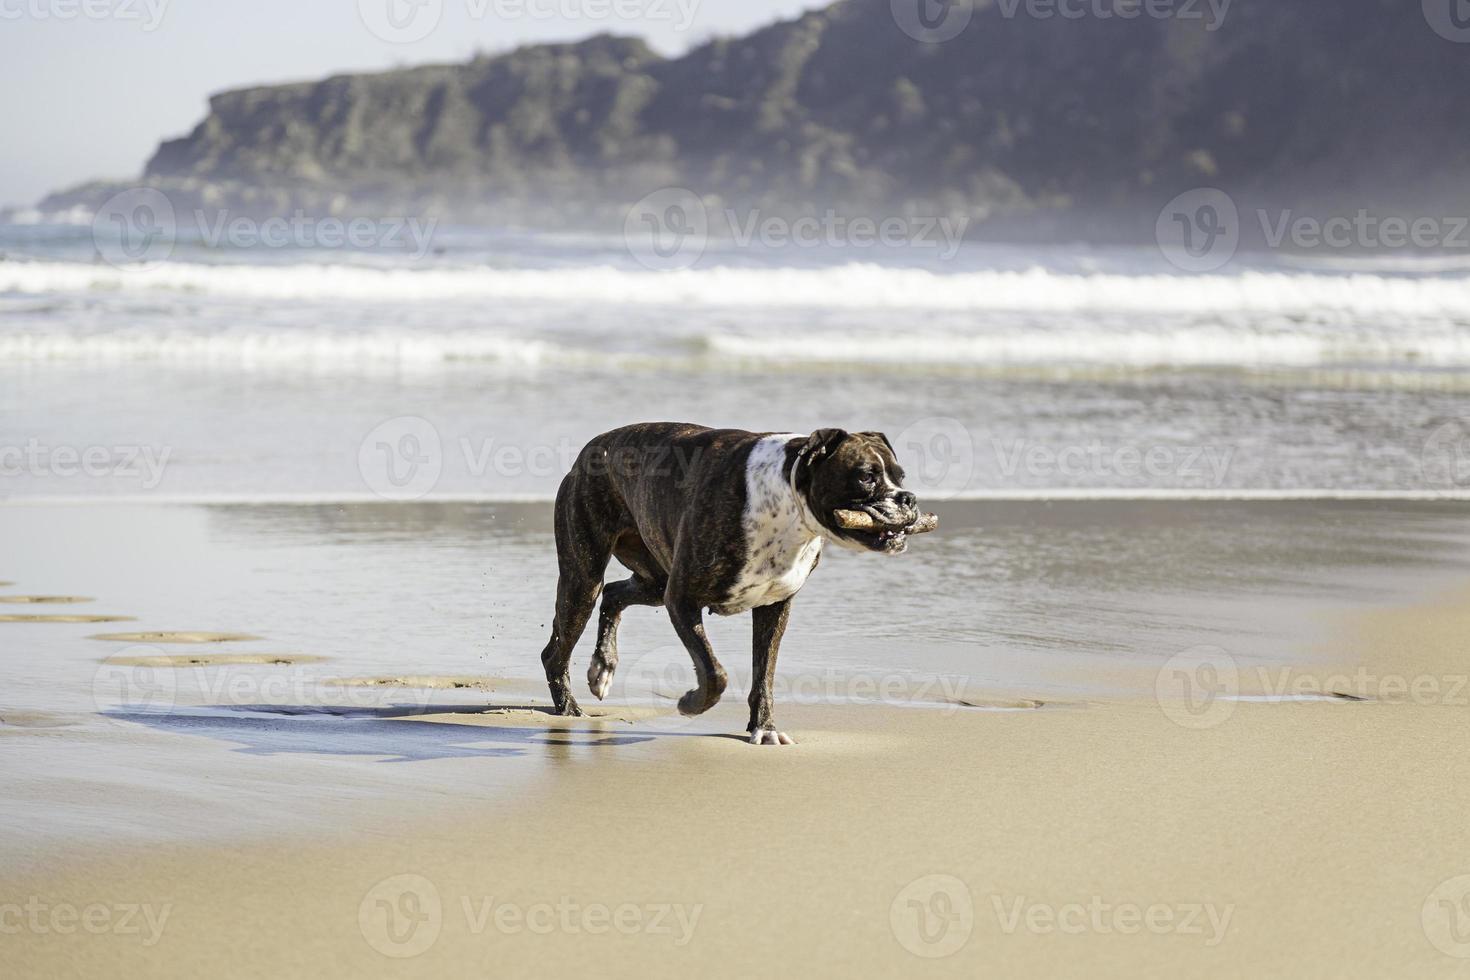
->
[[832, 492, 935, 554]]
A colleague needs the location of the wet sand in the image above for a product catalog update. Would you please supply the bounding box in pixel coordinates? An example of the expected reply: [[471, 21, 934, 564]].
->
[[3, 501, 1470, 976], [8, 688, 1470, 977]]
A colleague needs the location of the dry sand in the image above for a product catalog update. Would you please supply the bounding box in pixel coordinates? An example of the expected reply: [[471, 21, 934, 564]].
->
[[7, 586, 1470, 978]]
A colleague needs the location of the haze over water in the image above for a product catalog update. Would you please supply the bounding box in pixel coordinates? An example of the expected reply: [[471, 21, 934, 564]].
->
[[3, 223, 1470, 500]]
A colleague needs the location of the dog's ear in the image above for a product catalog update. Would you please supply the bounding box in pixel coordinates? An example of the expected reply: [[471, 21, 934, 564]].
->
[[803, 428, 849, 462], [857, 431, 895, 456]]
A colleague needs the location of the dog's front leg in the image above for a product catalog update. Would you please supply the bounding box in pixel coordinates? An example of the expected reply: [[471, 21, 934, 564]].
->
[[666, 598, 728, 716], [748, 598, 794, 745]]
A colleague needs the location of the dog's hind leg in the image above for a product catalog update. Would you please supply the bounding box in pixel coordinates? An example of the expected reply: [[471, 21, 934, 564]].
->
[[588, 574, 664, 700], [540, 493, 614, 717], [541, 569, 605, 717]]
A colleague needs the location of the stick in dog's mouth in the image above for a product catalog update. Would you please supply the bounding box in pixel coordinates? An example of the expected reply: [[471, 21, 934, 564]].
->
[[832, 510, 939, 535]]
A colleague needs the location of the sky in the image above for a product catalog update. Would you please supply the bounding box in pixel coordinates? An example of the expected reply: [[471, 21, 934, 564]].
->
[[0, 0, 830, 209]]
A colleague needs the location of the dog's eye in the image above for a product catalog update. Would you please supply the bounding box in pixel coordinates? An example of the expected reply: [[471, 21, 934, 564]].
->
[[856, 474, 877, 492]]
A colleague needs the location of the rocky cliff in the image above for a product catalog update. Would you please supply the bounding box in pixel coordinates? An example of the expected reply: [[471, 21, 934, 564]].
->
[[38, 0, 1470, 238]]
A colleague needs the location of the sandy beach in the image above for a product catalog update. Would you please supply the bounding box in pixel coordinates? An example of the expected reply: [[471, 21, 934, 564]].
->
[[4, 499, 1470, 976], [9, 1, 1470, 973]]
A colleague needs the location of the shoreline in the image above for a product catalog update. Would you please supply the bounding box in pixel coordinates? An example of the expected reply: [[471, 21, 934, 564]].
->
[[8, 488, 1470, 506], [6, 501, 1470, 975], [9, 676, 1470, 976]]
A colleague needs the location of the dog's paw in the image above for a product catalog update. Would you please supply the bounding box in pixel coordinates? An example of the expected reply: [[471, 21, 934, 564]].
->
[[749, 728, 795, 746], [554, 696, 585, 717], [587, 656, 614, 701], [677, 687, 721, 716]]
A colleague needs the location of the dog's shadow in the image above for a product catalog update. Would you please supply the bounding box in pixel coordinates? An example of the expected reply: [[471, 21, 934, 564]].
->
[[102, 702, 699, 762]]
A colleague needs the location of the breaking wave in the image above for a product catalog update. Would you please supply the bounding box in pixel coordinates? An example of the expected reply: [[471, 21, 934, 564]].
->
[[5, 258, 1470, 319]]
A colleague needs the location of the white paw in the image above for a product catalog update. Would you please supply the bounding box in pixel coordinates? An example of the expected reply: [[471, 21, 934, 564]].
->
[[587, 658, 613, 701], [749, 728, 795, 746]]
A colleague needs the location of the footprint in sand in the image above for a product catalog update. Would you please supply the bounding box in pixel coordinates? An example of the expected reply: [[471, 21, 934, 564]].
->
[[327, 675, 497, 691], [951, 697, 1049, 710], [87, 631, 265, 644], [325, 675, 552, 695], [0, 711, 80, 729], [104, 653, 327, 667], [1, 614, 137, 624], [0, 596, 95, 604]]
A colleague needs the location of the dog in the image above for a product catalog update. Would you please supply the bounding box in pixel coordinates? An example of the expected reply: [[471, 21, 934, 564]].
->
[[536, 423, 932, 745]]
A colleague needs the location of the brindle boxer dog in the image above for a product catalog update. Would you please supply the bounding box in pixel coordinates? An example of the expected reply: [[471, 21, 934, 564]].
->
[[536, 423, 934, 746]]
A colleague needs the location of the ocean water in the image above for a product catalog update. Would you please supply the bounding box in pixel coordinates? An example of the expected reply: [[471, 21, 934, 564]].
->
[[8, 225, 1470, 837], [3, 222, 1470, 500]]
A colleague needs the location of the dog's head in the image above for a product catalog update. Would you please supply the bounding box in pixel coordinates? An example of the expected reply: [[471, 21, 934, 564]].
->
[[792, 428, 920, 555]]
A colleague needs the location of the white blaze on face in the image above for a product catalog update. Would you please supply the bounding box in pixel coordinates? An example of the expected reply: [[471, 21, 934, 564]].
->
[[718, 434, 824, 614], [870, 445, 903, 495]]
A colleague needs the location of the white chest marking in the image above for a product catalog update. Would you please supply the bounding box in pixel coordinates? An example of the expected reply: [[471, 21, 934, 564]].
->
[[717, 434, 824, 615]]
